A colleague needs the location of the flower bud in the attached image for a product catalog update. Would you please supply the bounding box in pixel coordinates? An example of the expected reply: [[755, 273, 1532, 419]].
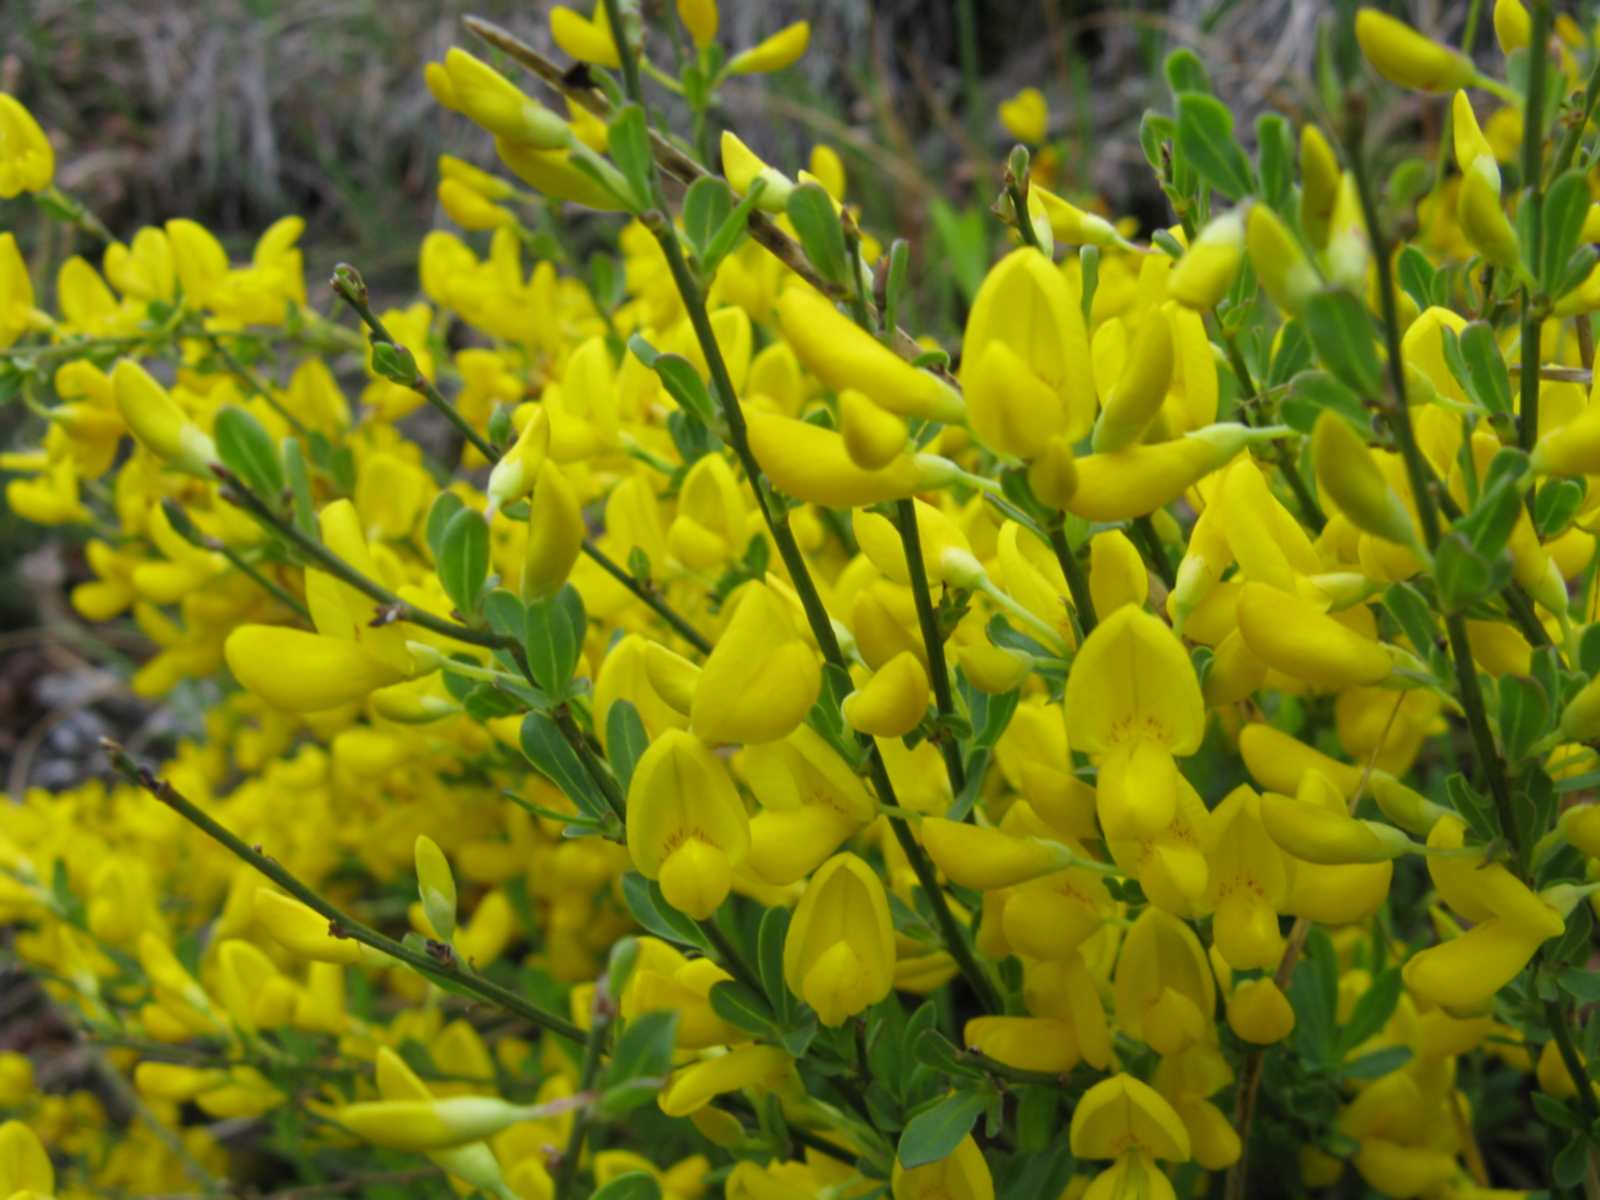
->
[[1457, 155, 1521, 270], [1246, 203, 1319, 316], [1092, 306, 1174, 452], [414, 835, 457, 942], [726, 21, 810, 75], [746, 409, 924, 506], [1168, 211, 1244, 311], [338, 1096, 540, 1151], [225, 626, 407, 712], [842, 651, 930, 738], [1227, 978, 1296, 1044], [919, 817, 1069, 889], [1311, 411, 1417, 547], [1235, 582, 1394, 688], [1299, 126, 1340, 250], [1355, 8, 1477, 92], [1259, 790, 1412, 864], [692, 582, 820, 745], [521, 462, 584, 602], [720, 131, 795, 211], [441, 49, 572, 148], [1064, 423, 1277, 523], [778, 286, 964, 423], [111, 359, 217, 474], [838, 388, 909, 469]]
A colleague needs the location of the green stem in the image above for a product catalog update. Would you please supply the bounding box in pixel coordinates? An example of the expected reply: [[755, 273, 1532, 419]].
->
[[1520, 1, 1552, 454], [1546, 998, 1600, 1127], [106, 743, 586, 1044], [699, 917, 763, 995], [331, 264, 498, 461], [1130, 515, 1176, 589], [1345, 106, 1519, 850], [1046, 517, 1096, 636], [894, 498, 966, 795], [1221, 329, 1325, 531], [581, 539, 712, 654], [1549, 46, 1600, 181], [216, 467, 513, 654], [607, 16, 1001, 1015], [553, 986, 613, 1200], [203, 332, 310, 438]]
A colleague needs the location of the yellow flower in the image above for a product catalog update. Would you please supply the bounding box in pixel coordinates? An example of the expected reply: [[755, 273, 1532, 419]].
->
[[1071, 1073, 1191, 1200], [0, 94, 54, 198], [625, 729, 749, 919], [893, 1134, 993, 1200], [657, 1044, 793, 1116], [0, 1118, 55, 1197], [783, 852, 895, 1026], [0, 231, 40, 348], [521, 462, 584, 602], [998, 87, 1049, 144], [111, 359, 218, 475], [549, 3, 620, 68], [961, 247, 1093, 455], [690, 582, 820, 745]]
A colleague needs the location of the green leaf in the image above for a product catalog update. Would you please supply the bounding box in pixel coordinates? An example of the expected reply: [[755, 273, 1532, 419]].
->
[[1396, 246, 1439, 315], [591, 1173, 662, 1200], [1448, 322, 1513, 416], [1079, 244, 1101, 329], [627, 334, 716, 426], [911, 1028, 983, 1080], [519, 712, 610, 824], [929, 200, 989, 304], [620, 871, 711, 951], [1542, 170, 1592, 295], [1015, 1085, 1060, 1154], [1337, 968, 1402, 1054], [1282, 370, 1367, 434], [897, 1089, 993, 1169], [525, 584, 586, 699], [1255, 112, 1294, 214], [482, 589, 526, 643], [1434, 531, 1511, 614], [437, 507, 490, 615], [1175, 93, 1255, 202], [607, 104, 654, 212], [603, 1010, 679, 1087], [1383, 582, 1440, 660], [1535, 478, 1586, 537], [884, 239, 911, 337], [1139, 110, 1177, 176], [786, 182, 850, 287], [1446, 771, 1499, 841], [701, 178, 768, 277], [757, 906, 793, 1022], [683, 176, 734, 263], [214, 407, 284, 497], [605, 700, 649, 793], [1455, 448, 1530, 560], [425, 491, 466, 564], [1303, 290, 1381, 396], [1557, 964, 1600, 1003], [1341, 1044, 1413, 1079], [1499, 674, 1551, 763], [708, 980, 778, 1037], [282, 437, 316, 536], [1163, 47, 1211, 96], [1266, 319, 1313, 388]]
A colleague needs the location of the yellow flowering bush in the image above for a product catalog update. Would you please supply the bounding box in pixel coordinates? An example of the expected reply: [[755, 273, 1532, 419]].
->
[[8, 2, 1600, 1197]]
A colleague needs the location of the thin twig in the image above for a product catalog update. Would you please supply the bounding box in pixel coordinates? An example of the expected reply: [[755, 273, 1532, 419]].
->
[[105, 741, 587, 1044]]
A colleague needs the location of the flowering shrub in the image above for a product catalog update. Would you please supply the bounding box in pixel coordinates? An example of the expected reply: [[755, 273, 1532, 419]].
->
[[7, 1, 1600, 1197]]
